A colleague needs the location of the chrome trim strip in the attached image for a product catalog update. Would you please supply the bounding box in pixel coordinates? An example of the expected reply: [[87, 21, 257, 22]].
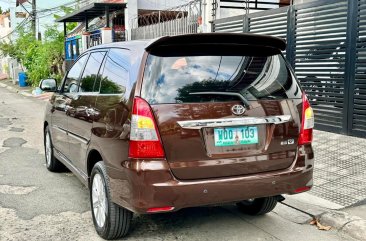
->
[[52, 125, 67, 134], [67, 132, 89, 145], [177, 115, 292, 129]]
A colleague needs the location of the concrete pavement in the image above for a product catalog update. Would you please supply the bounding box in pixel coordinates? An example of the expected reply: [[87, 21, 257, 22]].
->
[[0, 80, 365, 241]]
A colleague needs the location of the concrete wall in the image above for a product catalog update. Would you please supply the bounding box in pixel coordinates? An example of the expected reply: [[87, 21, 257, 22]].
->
[[137, 0, 191, 10], [0, 14, 12, 43], [218, 0, 291, 19]]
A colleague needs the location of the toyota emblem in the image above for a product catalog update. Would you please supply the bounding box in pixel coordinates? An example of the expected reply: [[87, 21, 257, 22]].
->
[[231, 104, 246, 116]]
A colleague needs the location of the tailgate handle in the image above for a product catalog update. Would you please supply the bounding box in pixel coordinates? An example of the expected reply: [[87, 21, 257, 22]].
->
[[177, 115, 291, 129]]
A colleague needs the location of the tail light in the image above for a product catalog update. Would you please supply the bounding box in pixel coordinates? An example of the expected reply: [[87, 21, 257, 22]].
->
[[298, 92, 314, 145], [129, 97, 165, 158]]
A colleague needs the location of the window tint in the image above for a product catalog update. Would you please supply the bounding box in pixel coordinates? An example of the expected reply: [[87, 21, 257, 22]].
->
[[79, 52, 106, 92], [64, 54, 88, 93], [100, 49, 130, 95], [141, 54, 300, 104]]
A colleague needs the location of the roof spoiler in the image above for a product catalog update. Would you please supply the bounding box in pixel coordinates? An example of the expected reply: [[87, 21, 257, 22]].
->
[[145, 33, 286, 52]]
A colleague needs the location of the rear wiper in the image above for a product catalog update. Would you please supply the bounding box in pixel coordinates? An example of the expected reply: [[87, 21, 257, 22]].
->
[[189, 91, 251, 108]]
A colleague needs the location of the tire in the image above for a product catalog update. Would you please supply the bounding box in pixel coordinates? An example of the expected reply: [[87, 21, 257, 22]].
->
[[90, 161, 132, 240], [44, 126, 64, 172], [236, 197, 278, 216]]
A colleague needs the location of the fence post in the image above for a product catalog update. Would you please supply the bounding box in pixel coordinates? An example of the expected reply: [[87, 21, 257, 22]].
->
[[243, 15, 249, 32], [344, 0, 358, 135], [286, 5, 296, 69]]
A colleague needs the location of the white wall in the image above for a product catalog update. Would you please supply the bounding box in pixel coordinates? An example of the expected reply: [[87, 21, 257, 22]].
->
[[218, 0, 283, 19], [294, 0, 317, 4], [137, 0, 191, 10], [125, 0, 192, 39], [0, 15, 12, 43], [125, 0, 138, 40]]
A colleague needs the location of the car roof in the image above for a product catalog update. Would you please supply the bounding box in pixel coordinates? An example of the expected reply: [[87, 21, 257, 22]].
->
[[88, 33, 286, 53], [87, 39, 152, 56]]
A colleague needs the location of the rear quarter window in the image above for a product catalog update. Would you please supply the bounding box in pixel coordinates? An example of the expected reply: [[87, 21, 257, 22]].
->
[[99, 48, 130, 96]]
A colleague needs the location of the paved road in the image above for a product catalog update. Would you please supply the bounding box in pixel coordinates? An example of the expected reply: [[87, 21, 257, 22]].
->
[[0, 85, 355, 241]]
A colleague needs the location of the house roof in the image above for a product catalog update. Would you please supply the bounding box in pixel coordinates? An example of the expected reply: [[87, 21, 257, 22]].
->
[[56, 2, 126, 22]]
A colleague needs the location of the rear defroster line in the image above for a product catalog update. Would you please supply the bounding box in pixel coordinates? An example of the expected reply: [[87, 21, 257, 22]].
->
[[189, 92, 251, 108]]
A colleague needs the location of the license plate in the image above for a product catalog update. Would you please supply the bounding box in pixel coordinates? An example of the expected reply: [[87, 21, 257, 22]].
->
[[214, 126, 258, 147]]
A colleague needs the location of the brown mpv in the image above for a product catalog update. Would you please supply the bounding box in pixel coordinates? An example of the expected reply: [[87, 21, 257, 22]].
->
[[42, 33, 314, 240]]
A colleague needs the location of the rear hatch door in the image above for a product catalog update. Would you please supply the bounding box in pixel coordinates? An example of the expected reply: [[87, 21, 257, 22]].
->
[[141, 35, 302, 180]]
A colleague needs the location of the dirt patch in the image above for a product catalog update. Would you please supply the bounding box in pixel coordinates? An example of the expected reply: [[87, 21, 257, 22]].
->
[[9, 127, 24, 132], [0, 118, 11, 128], [0, 206, 100, 241], [0, 185, 37, 195], [2, 137, 27, 147]]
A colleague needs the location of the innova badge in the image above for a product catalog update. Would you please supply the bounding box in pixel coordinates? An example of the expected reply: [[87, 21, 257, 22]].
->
[[231, 104, 246, 116]]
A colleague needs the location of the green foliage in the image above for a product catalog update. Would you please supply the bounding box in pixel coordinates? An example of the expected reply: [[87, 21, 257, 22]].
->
[[54, 6, 78, 32], [0, 8, 77, 87], [0, 22, 66, 86]]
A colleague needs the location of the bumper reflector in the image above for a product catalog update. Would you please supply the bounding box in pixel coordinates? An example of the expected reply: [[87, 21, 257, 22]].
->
[[147, 206, 175, 213], [294, 186, 311, 193]]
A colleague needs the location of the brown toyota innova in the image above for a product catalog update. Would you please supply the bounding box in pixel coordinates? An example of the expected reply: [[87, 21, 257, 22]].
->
[[42, 33, 314, 239]]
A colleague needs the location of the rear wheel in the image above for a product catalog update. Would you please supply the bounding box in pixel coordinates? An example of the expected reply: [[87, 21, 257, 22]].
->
[[236, 197, 278, 215], [44, 126, 64, 172], [90, 161, 132, 239]]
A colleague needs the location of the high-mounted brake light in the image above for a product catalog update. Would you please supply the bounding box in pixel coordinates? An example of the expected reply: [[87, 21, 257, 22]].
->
[[128, 97, 165, 158], [298, 92, 314, 145]]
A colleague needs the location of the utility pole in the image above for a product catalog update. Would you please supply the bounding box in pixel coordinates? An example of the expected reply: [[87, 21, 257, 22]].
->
[[31, 0, 36, 37]]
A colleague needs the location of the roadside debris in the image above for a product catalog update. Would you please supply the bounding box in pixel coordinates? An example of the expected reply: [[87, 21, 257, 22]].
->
[[310, 218, 332, 231]]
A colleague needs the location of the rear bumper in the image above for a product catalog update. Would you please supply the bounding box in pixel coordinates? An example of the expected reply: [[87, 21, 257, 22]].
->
[[107, 145, 314, 214]]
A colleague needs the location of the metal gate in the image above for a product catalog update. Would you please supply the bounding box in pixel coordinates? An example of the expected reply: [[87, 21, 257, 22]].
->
[[213, 0, 366, 137], [131, 0, 201, 40]]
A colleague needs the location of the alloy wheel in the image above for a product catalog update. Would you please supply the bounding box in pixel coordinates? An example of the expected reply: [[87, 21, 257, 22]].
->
[[92, 173, 108, 228], [45, 132, 52, 167]]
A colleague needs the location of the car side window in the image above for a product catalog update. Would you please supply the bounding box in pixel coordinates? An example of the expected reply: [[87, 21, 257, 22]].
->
[[100, 48, 130, 96], [63, 54, 88, 93], [79, 51, 107, 92]]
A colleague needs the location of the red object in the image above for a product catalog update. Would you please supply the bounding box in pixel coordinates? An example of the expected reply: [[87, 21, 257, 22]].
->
[[197, 16, 203, 25], [294, 186, 311, 193], [147, 206, 175, 213], [16, 0, 27, 6], [113, 25, 125, 31], [298, 92, 313, 145], [128, 97, 165, 158]]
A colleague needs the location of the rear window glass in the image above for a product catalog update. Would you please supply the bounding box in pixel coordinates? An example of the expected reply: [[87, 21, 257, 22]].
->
[[141, 54, 301, 104]]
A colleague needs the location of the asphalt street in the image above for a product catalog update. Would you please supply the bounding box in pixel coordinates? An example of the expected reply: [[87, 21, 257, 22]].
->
[[0, 85, 357, 241]]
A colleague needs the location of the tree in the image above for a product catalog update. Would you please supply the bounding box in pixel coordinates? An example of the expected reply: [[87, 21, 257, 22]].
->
[[0, 9, 76, 86]]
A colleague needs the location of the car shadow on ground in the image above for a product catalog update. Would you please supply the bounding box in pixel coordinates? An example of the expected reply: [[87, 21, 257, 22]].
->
[[125, 205, 269, 240]]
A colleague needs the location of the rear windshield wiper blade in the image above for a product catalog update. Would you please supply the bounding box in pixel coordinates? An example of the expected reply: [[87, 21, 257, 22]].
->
[[189, 91, 251, 108]]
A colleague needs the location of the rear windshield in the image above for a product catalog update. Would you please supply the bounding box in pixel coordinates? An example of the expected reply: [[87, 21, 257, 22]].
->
[[141, 54, 301, 104]]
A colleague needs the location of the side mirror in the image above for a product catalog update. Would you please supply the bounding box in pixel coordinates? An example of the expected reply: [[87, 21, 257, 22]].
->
[[40, 78, 57, 92]]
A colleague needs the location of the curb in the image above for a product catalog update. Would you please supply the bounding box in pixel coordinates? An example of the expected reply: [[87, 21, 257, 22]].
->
[[0, 81, 33, 97], [283, 193, 366, 240], [318, 211, 366, 241]]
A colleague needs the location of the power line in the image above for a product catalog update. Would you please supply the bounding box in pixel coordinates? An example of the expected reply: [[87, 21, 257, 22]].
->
[[0, 16, 31, 40], [36, 0, 92, 20], [36, 0, 90, 14]]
